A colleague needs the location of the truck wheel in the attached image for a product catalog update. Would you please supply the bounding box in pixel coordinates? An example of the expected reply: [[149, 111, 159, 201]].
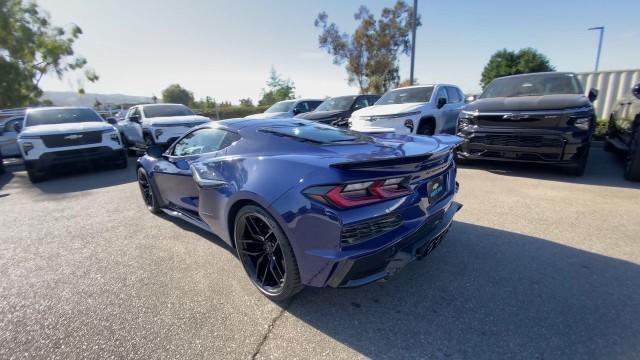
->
[[144, 133, 155, 147], [561, 146, 590, 176], [27, 168, 45, 183], [624, 129, 640, 181], [417, 118, 435, 136], [114, 152, 128, 169]]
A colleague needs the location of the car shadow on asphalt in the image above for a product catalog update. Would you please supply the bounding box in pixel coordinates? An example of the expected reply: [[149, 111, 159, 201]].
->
[[285, 221, 640, 359], [8, 157, 139, 194], [457, 147, 640, 190], [158, 212, 237, 257]]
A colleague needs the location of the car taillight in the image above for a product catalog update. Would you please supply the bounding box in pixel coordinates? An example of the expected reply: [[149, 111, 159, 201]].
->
[[305, 177, 411, 208]]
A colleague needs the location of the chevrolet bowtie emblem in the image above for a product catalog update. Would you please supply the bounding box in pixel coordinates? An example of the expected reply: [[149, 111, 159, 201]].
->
[[64, 134, 83, 140], [503, 113, 529, 120]]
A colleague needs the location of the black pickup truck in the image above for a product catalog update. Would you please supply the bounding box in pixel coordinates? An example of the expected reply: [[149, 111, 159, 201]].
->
[[456, 72, 598, 175], [605, 82, 640, 181]]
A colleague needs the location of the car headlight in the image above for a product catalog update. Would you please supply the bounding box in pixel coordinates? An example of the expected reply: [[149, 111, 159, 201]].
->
[[573, 117, 591, 131], [457, 110, 476, 129], [22, 142, 34, 155], [154, 128, 164, 138], [362, 111, 421, 122]]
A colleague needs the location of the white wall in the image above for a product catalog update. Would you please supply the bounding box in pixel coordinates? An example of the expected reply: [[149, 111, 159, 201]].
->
[[576, 69, 640, 120]]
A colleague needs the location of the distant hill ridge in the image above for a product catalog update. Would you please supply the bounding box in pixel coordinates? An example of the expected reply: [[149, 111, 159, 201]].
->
[[42, 91, 152, 107]]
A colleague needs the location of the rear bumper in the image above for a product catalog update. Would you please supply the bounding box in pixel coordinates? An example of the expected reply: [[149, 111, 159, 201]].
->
[[25, 147, 125, 172], [326, 201, 462, 288], [457, 127, 591, 164]]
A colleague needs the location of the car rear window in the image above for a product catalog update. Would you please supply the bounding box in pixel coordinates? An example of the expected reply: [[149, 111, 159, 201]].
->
[[25, 108, 104, 127], [261, 123, 373, 145]]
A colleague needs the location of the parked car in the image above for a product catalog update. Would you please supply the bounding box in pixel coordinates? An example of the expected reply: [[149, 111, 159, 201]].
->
[[118, 103, 210, 152], [244, 99, 323, 119], [295, 95, 380, 127], [348, 84, 465, 135], [136, 118, 462, 301], [16, 107, 127, 182], [0, 116, 23, 158], [605, 82, 640, 180], [456, 72, 598, 176]]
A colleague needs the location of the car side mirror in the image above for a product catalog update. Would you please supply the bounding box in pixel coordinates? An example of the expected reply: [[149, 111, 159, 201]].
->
[[632, 83, 640, 100], [146, 144, 164, 158], [437, 97, 447, 109], [106, 117, 117, 125], [13, 122, 22, 133], [129, 115, 140, 123], [588, 88, 598, 102], [465, 95, 477, 104]]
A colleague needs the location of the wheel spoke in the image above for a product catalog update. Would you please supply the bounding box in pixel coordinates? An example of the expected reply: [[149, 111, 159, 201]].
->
[[260, 258, 270, 285], [239, 238, 263, 245], [270, 257, 284, 281], [245, 216, 261, 239], [240, 249, 265, 256]]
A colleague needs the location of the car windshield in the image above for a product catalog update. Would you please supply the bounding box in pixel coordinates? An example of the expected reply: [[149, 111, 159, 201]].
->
[[265, 101, 295, 113], [261, 122, 373, 144], [142, 104, 195, 118], [25, 108, 104, 127], [480, 73, 583, 98], [376, 87, 435, 105], [315, 96, 356, 111]]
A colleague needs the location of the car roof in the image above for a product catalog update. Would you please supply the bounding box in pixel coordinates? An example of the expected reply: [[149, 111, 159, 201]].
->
[[137, 103, 187, 107], [388, 84, 458, 91], [26, 106, 93, 114]]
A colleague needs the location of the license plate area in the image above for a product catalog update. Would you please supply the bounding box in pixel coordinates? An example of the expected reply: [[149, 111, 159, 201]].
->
[[426, 175, 446, 204]]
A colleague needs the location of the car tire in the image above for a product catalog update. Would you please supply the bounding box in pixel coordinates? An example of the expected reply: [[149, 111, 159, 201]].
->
[[137, 167, 160, 213], [417, 118, 435, 136], [114, 151, 128, 169], [234, 205, 303, 302], [561, 145, 590, 176], [26, 168, 45, 183], [624, 129, 640, 181], [144, 133, 155, 147]]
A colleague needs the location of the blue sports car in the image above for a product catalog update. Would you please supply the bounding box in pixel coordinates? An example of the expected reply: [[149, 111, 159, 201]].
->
[[137, 118, 462, 301]]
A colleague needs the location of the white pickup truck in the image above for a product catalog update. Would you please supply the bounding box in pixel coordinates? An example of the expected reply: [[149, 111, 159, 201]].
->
[[118, 103, 211, 152], [349, 84, 465, 135]]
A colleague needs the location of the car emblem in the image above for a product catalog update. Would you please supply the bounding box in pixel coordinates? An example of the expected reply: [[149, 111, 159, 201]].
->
[[503, 113, 529, 120], [64, 134, 83, 140]]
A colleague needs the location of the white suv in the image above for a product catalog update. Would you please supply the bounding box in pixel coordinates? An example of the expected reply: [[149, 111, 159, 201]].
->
[[349, 84, 465, 135], [17, 107, 127, 182], [118, 103, 210, 151]]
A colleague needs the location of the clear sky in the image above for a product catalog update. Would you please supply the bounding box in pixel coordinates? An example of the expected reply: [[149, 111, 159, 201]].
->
[[37, 0, 640, 102]]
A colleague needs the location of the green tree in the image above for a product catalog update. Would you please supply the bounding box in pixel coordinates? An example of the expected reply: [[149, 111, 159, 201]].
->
[[315, 1, 419, 94], [0, 0, 98, 108], [239, 98, 254, 107], [480, 48, 555, 88], [258, 68, 296, 106], [161, 84, 194, 106]]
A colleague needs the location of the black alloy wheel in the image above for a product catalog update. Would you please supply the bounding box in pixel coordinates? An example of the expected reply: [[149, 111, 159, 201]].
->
[[137, 167, 160, 213], [234, 205, 302, 301]]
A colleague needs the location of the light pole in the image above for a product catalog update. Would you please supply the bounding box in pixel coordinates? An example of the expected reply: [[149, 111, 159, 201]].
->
[[409, 0, 418, 85], [588, 26, 604, 72]]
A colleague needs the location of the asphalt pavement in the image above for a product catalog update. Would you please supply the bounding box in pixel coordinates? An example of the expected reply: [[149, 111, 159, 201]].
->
[[1, 148, 639, 359]]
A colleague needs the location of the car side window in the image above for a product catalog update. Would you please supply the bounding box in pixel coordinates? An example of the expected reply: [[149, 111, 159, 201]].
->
[[353, 97, 370, 109], [5, 118, 22, 132], [446, 87, 462, 103], [173, 128, 238, 157], [294, 102, 309, 113], [131, 107, 141, 119], [435, 87, 448, 103], [308, 101, 322, 111]]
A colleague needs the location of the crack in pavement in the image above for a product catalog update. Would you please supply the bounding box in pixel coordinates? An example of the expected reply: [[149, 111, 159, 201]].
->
[[251, 299, 292, 359]]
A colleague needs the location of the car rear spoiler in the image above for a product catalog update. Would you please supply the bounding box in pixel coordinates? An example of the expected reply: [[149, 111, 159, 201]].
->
[[330, 153, 434, 170]]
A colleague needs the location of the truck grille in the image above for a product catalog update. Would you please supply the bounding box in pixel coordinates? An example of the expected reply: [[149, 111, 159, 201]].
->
[[41, 131, 103, 148], [341, 213, 403, 246], [470, 134, 563, 148]]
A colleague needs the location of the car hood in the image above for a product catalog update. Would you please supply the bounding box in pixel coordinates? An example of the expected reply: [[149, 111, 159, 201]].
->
[[244, 112, 289, 119], [295, 110, 348, 120], [352, 103, 425, 117], [144, 115, 210, 126], [465, 94, 591, 112], [20, 122, 115, 137]]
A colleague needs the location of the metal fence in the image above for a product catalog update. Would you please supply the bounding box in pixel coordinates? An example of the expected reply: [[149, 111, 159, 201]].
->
[[576, 69, 640, 121]]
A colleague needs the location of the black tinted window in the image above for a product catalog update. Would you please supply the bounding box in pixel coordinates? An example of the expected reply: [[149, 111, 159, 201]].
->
[[143, 104, 194, 118], [173, 128, 238, 156], [481, 73, 582, 98], [261, 123, 373, 144], [25, 108, 103, 127]]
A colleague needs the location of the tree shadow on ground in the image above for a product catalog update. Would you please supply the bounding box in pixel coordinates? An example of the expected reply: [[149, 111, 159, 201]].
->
[[285, 221, 640, 359]]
